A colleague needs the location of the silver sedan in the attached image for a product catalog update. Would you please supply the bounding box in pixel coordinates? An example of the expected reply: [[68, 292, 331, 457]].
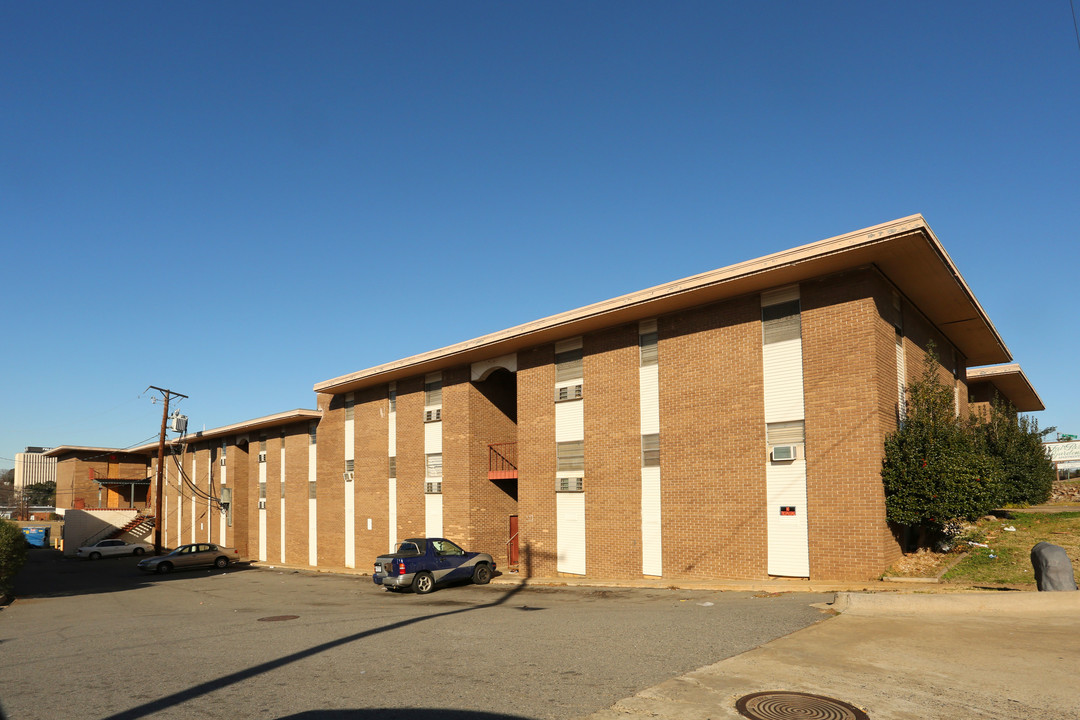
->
[[137, 543, 240, 573]]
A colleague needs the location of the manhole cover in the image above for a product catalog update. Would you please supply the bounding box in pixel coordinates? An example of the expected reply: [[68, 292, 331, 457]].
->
[[257, 615, 299, 622], [736, 691, 869, 720]]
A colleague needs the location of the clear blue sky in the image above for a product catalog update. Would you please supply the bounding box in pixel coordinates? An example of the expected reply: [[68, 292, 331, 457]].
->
[[3, 2, 1078, 466]]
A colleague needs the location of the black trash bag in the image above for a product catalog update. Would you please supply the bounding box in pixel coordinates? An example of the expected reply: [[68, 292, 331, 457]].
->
[[1030, 542, 1078, 591]]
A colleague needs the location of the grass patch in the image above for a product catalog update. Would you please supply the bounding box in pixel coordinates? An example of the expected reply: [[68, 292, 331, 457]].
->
[[942, 511, 1080, 585]]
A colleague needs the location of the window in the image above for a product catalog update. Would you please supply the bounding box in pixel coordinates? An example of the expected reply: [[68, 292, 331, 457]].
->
[[555, 384, 583, 402], [767, 421, 804, 461], [389, 382, 397, 412], [259, 437, 267, 452], [766, 420, 805, 446], [762, 300, 801, 344], [309, 422, 317, 445], [425, 377, 442, 406], [221, 439, 227, 458], [345, 459, 355, 472], [555, 348, 583, 382], [259, 483, 267, 499], [425, 453, 443, 477], [556, 477, 584, 492], [556, 441, 584, 472], [639, 332, 658, 366], [641, 434, 660, 467], [345, 394, 354, 421], [308, 481, 317, 499], [389, 456, 396, 478]]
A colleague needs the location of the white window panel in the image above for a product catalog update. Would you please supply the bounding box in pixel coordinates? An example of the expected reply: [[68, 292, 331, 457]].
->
[[639, 363, 659, 435], [763, 338, 805, 423], [555, 399, 584, 443], [766, 460, 809, 577], [424, 420, 442, 454], [641, 466, 662, 577], [425, 493, 443, 538], [556, 492, 586, 575], [388, 412, 397, 455]]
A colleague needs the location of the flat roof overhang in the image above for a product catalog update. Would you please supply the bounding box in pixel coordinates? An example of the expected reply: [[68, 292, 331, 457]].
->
[[44, 446, 144, 459], [967, 364, 1044, 412], [128, 409, 322, 454], [315, 214, 1012, 396]]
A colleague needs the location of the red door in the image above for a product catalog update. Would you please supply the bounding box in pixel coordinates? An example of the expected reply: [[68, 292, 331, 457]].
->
[[508, 515, 519, 566]]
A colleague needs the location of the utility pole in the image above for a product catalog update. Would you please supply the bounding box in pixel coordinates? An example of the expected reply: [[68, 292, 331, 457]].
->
[[147, 386, 187, 555]]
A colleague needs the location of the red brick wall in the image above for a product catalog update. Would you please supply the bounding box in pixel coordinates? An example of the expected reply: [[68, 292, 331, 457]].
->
[[660, 296, 767, 580], [517, 345, 558, 577], [465, 369, 519, 565], [394, 376, 427, 542], [283, 424, 310, 564], [227, 438, 250, 557], [802, 269, 898, 580], [354, 385, 390, 563], [583, 324, 641, 578], [316, 395, 346, 568]]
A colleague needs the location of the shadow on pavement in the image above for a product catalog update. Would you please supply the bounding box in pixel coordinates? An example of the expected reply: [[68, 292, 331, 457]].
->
[[98, 582, 529, 720], [277, 711, 532, 720], [10, 548, 252, 599]]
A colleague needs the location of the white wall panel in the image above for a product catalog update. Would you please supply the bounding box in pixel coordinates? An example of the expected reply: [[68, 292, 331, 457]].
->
[[308, 439, 317, 566], [388, 478, 397, 552], [639, 364, 659, 435], [219, 461, 227, 546], [896, 334, 907, 420], [258, 461, 267, 562], [641, 466, 662, 576], [555, 400, 585, 443], [344, 481, 355, 568], [424, 421, 442, 454], [766, 460, 809, 577], [763, 338, 804, 423], [344, 418, 354, 460], [556, 492, 586, 575], [425, 493, 443, 538]]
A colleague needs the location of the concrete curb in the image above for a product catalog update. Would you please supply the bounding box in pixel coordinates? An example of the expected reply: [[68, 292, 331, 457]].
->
[[834, 589, 1080, 616]]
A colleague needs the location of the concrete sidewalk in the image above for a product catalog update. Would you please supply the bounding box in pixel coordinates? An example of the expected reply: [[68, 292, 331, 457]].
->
[[583, 591, 1080, 720]]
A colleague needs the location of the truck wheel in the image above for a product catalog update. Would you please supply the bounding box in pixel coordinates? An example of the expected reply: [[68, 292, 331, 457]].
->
[[412, 571, 435, 594], [472, 563, 492, 585]]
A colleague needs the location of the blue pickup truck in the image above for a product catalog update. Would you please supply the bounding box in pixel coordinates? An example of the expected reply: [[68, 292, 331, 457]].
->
[[373, 538, 495, 594]]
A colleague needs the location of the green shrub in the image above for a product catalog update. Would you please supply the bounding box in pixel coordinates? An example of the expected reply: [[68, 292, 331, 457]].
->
[[971, 398, 1055, 506], [0, 519, 27, 596], [882, 344, 1005, 536]]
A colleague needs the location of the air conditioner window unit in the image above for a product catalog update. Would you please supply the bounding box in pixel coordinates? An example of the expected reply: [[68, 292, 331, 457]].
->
[[771, 445, 797, 461], [343, 471, 354, 482], [220, 457, 226, 466], [258, 452, 267, 463]]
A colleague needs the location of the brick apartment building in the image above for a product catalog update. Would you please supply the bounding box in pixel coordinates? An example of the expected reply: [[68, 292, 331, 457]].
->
[[967, 363, 1044, 419], [45, 446, 152, 510], [66, 214, 1038, 582], [302, 214, 1018, 582]]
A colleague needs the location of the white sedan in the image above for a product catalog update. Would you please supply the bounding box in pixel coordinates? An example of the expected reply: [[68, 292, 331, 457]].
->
[[76, 539, 153, 560]]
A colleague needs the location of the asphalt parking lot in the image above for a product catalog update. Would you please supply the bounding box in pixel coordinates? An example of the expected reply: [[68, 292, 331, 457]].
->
[[0, 550, 832, 720]]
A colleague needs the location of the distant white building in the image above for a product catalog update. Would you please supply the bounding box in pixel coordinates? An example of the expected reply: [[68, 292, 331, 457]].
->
[[14, 447, 56, 489]]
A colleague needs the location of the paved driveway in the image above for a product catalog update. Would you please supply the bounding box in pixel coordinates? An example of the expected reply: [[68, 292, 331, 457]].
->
[[0, 550, 831, 720]]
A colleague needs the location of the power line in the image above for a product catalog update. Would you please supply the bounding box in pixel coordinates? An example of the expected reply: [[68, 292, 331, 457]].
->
[[1072, 0, 1080, 54]]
